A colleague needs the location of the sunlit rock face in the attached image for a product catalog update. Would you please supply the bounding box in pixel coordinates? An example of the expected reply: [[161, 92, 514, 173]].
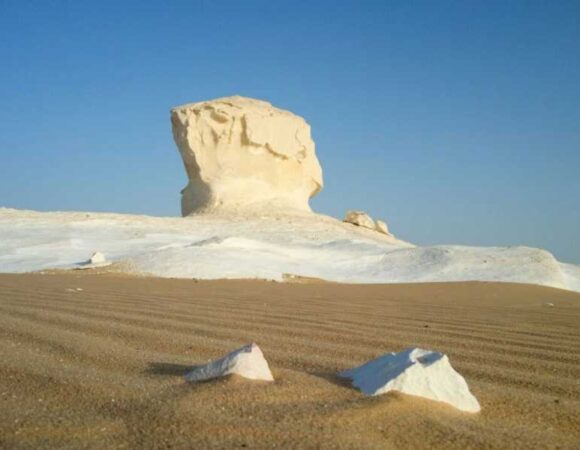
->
[[171, 96, 323, 216], [340, 347, 481, 413], [184, 343, 274, 383]]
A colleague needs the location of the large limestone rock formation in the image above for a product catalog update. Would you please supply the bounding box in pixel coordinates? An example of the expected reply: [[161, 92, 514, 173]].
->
[[171, 96, 323, 216]]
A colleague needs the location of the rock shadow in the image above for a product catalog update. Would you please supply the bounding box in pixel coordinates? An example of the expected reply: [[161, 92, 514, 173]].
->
[[146, 362, 194, 377], [310, 371, 353, 390]]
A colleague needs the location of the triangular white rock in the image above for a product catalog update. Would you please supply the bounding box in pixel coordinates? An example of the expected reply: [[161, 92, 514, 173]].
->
[[340, 347, 480, 413], [185, 343, 274, 382]]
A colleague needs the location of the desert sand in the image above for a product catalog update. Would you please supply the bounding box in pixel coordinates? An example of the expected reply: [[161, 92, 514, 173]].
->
[[0, 273, 579, 449]]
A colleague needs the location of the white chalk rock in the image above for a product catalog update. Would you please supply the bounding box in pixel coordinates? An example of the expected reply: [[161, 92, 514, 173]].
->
[[375, 219, 390, 235], [76, 251, 111, 269], [171, 96, 323, 216], [340, 347, 480, 413], [344, 211, 375, 230], [185, 343, 274, 382], [89, 252, 107, 264]]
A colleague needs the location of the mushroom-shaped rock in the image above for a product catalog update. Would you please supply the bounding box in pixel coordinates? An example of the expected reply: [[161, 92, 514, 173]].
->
[[344, 211, 375, 230], [171, 96, 323, 216], [339, 347, 480, 413], [185, 343, 274, 382]]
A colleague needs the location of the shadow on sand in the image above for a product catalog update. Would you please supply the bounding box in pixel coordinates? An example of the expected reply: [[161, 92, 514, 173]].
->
[[310, 371, 354, 390], [146, 362, 195, 377]]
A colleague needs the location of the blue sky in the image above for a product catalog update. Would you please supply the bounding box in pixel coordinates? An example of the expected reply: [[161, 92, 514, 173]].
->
[[1, 0, 579, 263]]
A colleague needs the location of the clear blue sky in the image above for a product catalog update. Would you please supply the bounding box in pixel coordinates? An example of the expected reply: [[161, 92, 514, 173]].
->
[[1, 0, 579, 263]]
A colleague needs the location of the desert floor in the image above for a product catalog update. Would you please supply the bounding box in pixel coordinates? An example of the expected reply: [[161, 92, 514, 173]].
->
[[0, 273, 579, 449]]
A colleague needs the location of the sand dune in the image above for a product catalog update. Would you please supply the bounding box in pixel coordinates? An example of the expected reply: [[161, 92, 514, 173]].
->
[[0, 273, 579, 449]]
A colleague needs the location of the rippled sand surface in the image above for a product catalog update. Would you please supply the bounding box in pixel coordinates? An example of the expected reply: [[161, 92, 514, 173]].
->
[[0, 273, 579, 449]]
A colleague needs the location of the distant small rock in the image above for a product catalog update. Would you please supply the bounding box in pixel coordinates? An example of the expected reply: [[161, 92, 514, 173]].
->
[[344, 211, 375, 230], [339, 347, 480, 413], [375, 219, 391, 235], [89, 252, 107, 265], [185, 343, 274, 382], [76, 251, 111, 270], [344, 211, 392, 236]]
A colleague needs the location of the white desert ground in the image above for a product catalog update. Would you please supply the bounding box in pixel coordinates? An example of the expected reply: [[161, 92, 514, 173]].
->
[[1, 96, 580, 448]]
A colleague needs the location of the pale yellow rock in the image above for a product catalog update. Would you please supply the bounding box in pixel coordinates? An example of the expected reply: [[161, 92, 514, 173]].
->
[[375, 219, 391, 235], [344, 211, 375, 230], [171, 96, 323, 216]]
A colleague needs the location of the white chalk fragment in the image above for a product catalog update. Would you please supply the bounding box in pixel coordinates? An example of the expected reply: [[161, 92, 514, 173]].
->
[[185, 343, 274, 383], [340, 347, 480, 413], [89, 252, 106, 264], [76, 252, 111, 269]]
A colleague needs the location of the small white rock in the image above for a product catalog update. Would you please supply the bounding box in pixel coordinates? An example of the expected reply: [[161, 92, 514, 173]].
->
[[185, 343, 274, 382], [340, 347, 480, 413], [89, 252, 107, 264], [76, 252, 111, 269]]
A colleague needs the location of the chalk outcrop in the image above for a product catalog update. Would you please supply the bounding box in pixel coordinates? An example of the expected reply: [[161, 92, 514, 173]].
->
[[171, 96, 323, 216], [344, 211, 392, 236], [185, 343, 274, 382], [340, 347, 480, 413]]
